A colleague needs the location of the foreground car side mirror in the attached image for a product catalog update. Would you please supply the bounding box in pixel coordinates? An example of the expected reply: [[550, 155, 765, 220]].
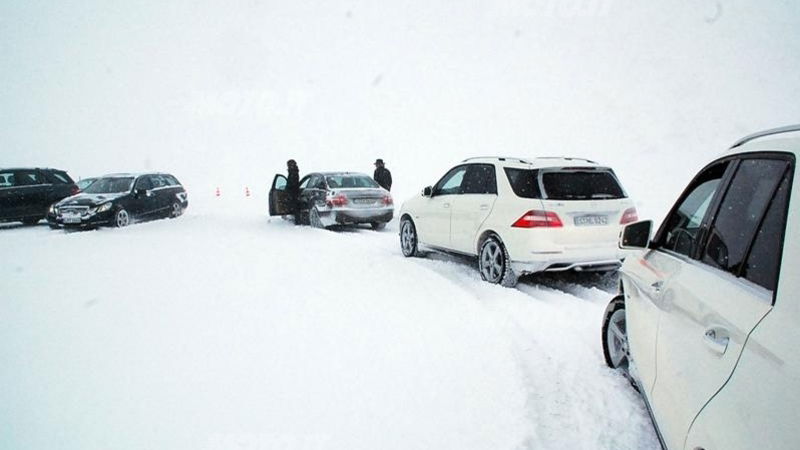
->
[[422, 186, 433, 197], [620, 220, 653, 249]]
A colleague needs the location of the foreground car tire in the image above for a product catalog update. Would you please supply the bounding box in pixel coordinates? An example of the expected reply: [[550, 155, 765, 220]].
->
[[114, 208, 130, 228], [602, 295, 635, 384], [400, 217, 419, 257], [479, 236, 517, 287]]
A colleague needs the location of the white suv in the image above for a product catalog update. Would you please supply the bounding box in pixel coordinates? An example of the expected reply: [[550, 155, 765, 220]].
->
[[399, 157, 637, 286], [602, 125, 799, 450]]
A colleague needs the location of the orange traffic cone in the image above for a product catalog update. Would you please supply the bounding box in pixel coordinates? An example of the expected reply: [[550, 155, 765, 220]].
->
[[215, 187, 221, 197], [245, 186, 251, 197]]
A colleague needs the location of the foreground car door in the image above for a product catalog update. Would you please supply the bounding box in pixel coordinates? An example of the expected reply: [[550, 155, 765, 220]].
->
[[650, 156, 789, 450], [449, 164, 498, 254], [268, 174, 291, 216], [686, 160, 796, 450], [416, 165, 467, 249], [625, 160, 731, 398]]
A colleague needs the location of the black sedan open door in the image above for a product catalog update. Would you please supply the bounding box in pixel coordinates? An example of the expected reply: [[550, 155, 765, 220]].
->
[[269, 174, 291, 216]]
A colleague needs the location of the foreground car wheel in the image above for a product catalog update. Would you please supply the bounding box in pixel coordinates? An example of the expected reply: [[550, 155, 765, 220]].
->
[[602, 295, 634, 381], [308, 207, 324, 229], [371, 222, 386, 231], [114, 208, 130, 228], [170, 202, 183, 218], [479, 237, 517, 287], [400, 218, 419, 257]]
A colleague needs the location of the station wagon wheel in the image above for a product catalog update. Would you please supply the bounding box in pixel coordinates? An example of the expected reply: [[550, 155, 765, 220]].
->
[[114, 208, 130, 228], [400, 218, 419, 257], [479, 237, 516, 286], [602, 296, 632, 377], [308, 207, 324, 228], [170, 202, 183, 218]]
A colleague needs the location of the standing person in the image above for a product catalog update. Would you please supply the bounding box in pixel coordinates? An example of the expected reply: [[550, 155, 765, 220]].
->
[[373, 158, 392, 191], [286, 159, 301, 224]]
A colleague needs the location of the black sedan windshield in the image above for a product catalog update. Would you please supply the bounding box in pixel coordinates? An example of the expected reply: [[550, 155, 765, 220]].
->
[[83, 177, 134, 194]]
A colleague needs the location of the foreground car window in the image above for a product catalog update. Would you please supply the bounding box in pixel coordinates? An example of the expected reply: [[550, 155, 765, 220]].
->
[[541, 170, 625, 200], [742, 169, 792, 292], [702, 158, 790, 278], [504, 168, 541, 198], [660, 162, 729, 257], [84, 177, 134, 193]]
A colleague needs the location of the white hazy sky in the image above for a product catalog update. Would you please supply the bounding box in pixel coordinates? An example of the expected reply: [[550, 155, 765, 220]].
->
[[2, 0, 799, 217]]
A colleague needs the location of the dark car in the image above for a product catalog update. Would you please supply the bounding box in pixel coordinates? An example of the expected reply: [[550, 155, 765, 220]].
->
[[0, 167, 79, 225], [47, 173, 188, 228], [269, 171, 394, 229]]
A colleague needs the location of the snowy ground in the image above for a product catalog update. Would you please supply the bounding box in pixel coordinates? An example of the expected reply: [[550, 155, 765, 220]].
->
[[0, 198, 658, 450]]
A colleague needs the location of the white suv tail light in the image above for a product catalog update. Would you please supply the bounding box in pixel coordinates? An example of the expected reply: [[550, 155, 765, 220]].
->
[[620, 207, 638, 224], [512, 210, 563, 228]]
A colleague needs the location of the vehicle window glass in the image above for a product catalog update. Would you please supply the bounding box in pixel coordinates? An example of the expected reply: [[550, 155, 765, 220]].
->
[[14, 170, 44, 186], [150, 175, 164, 188], [135, 176, 153, 190], [462, 164, 497, 194], [0, 171, 16, 187], [325, 175, 379, 189], [702, 159, 789, 275], [84, 177, 135, 194], [660, 162, 728, 257], [274, 176, 287, 191], [46, 171, 71, 184], [306, 175, 324, 190], [434, 166, 467, 196], [299, 176, 310, 189], [742, 169, 791, 292], [164, 175, 180, 186], [504, 168, 541, 198], [541, 169, 625, 200]]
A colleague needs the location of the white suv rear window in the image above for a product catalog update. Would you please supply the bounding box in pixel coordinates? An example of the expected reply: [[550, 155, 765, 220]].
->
[[541, 170, 625, 200]]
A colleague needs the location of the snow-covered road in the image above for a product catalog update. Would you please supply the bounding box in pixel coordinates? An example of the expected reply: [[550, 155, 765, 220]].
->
[[1, 202, 658, 450]]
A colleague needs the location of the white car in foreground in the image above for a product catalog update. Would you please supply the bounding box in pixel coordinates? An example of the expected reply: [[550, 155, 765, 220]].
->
[[603, 124, 799, 449], [399, 157, 637, 286]]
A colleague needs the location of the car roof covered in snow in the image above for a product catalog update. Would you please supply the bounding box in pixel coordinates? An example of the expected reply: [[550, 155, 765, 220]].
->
[[315, 172, 373, 177], [460, 156, 605, 170], [98, 172, 172, 178]]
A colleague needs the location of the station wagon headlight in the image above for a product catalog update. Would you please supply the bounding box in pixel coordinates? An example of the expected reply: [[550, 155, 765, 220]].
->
[[96, 202, 113, 213], [49, 205, 58, 214]]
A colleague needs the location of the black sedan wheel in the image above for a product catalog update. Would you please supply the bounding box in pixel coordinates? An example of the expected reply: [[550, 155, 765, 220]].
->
[[114, 208, 130, 228]]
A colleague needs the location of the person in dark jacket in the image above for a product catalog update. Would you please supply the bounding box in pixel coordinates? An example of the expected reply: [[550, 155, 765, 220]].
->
[[286, 159, 301, 224], [373, 159, 392, 191]]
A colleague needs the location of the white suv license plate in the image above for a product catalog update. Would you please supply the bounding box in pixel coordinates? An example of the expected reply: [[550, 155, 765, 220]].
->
[[574, 215, 608, 226]]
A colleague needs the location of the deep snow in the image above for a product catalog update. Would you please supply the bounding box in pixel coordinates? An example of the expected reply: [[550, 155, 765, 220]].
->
[[0, 199, 658, 450]]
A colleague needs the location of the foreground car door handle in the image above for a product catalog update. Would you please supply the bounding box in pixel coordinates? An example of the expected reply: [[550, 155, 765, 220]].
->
[[650, 281, 664, 294], [704, 328, 730, 355]]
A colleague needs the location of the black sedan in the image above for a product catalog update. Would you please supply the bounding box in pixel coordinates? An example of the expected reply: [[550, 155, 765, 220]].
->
[[47, 173, 188, 228]]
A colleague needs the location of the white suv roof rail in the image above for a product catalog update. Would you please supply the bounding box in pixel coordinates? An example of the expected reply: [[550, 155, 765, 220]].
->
[[533, 156, 598, 164], [462, 157, 533, 164], [730, 124, 800, 149]]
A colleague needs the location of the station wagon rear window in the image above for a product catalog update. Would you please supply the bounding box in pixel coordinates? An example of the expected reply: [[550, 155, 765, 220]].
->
[[541, 170, 625, 200]]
